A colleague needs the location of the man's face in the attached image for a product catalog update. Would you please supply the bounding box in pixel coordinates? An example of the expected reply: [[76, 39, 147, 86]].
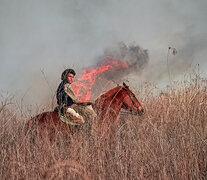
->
[[67, 73, 74, 84]]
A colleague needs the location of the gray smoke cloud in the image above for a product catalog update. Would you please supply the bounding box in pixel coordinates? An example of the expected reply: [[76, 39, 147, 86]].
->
[[86, 42, 149, 99], [96, 42, 149, 80], [0, 0, 207, 105]]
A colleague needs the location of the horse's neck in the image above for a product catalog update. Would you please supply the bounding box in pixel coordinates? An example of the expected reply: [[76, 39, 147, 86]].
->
[[95, 86, 124, 111], [98, 86, 122, 100], [95, 86, 125, 127]]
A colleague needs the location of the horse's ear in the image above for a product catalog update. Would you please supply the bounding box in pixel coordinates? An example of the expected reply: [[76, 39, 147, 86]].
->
[[123, 82, 128, 87]]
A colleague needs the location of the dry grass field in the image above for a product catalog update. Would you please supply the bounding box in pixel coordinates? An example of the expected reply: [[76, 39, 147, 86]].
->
[[0, 76, 206, 179]]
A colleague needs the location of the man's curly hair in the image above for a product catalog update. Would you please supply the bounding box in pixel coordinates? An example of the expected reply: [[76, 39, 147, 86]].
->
[[61, 69, 76, 80]]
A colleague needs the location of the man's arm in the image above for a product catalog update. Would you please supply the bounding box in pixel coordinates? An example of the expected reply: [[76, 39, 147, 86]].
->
[[64, 83, 78, 103]]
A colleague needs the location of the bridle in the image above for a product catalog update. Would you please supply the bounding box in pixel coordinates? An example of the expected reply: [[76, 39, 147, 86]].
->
[[122, 86, 143, 115]]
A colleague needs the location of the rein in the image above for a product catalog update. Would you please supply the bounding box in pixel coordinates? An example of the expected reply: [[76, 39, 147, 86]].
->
[[122, 87, 140, 113]]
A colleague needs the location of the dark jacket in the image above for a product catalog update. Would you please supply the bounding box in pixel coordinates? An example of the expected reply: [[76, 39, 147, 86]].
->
[[56, 80, 74, 107]]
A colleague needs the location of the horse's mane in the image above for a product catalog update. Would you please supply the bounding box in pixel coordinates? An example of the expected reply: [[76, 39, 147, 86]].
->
[[95, 85, 123, 102]]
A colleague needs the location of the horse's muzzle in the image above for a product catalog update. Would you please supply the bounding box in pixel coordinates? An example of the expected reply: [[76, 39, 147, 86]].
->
[[137, 108, 144, 116]]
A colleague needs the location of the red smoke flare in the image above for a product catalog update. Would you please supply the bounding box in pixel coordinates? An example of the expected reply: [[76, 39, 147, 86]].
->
[[72, 57, 129, 102]]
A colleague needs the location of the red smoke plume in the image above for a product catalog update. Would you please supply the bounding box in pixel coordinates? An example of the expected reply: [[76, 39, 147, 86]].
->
[[72, 57, 128, 102]]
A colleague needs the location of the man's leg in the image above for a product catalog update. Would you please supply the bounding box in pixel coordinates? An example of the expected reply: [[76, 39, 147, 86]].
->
[[66, 107, 85, 124]]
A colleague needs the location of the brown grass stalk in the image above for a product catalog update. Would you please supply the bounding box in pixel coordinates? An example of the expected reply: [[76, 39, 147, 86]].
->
[[0, 76, 206, 179]]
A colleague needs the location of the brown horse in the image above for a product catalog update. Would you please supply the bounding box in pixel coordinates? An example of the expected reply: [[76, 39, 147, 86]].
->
[[25, 82, 144, 138], [94, 82, 144, 135]]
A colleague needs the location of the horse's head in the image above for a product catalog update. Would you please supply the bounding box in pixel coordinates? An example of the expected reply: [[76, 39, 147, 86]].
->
[[121, 82, 144, 116]]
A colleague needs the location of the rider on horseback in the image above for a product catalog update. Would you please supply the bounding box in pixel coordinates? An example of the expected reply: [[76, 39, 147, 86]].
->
[[56, 69, 85, 124]]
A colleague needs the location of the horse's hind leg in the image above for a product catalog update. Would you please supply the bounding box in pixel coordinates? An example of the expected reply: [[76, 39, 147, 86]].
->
[[24, 119, 38, 146]]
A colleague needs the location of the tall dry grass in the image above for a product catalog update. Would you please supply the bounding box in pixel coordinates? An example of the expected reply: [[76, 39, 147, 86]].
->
[[0, 76, 206, 179]]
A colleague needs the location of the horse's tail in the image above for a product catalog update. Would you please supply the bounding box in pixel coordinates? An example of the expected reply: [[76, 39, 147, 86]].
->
[[24, 118, 35, 136], [23, 117, 39, 145]]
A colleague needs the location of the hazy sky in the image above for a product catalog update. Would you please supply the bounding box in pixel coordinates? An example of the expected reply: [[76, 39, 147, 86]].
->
[[0, 0, 207, 105]]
